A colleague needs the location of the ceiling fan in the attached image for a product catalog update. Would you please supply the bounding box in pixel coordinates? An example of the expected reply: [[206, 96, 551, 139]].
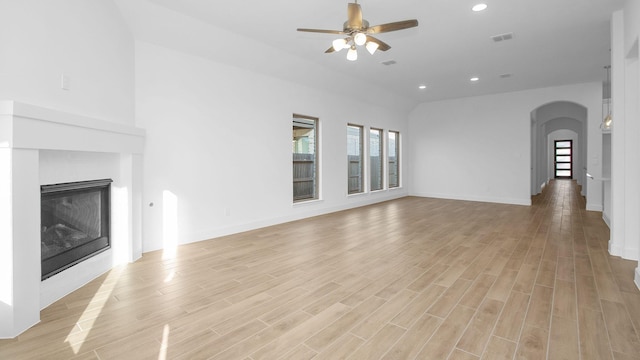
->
[[297, 0, 418, 61]]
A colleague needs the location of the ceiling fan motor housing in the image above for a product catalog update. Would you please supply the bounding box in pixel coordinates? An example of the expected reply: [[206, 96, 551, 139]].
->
[[344, 20, 369, 33]]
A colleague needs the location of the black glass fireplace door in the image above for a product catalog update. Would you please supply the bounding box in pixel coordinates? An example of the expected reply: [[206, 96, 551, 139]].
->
[[41, 179, 112, 280]]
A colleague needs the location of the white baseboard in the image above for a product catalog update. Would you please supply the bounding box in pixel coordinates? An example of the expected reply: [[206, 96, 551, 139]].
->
[[142, 190, 409, 253], [608, 239, 620, 257], [586, 203, 603, 212], [409, 192, 531, 206], [608, 240, 639, 261], [602, 212, 611, 228]]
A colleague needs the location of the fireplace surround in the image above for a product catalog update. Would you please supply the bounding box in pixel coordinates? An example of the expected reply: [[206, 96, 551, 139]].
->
[[0, 101, 145, 338]]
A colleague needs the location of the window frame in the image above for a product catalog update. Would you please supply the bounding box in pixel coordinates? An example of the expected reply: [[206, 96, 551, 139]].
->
[[292, 114, 319, 203], [369, 127, 384, 191], [388, 130, 400, 188], [347, 124, 364, 195]]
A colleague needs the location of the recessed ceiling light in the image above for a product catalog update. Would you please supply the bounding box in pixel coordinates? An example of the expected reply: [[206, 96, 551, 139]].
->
[[470, 77, 480, 82], [418, 85, 427, 89], [472, 3, 488, 12]]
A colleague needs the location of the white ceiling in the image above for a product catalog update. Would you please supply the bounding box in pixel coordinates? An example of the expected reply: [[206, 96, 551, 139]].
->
[[132, 0, 624, 103]]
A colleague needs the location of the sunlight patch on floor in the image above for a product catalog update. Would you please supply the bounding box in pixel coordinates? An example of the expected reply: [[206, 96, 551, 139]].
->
[[64, 266, 123, 354], [164, 270, 175, 283], [158, 324, 170, 360]]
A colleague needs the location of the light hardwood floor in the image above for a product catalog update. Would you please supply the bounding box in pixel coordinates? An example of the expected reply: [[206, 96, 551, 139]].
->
[[1, 180, 639, 359]]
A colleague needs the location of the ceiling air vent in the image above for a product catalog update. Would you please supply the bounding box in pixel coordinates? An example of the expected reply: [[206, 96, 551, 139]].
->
[[499, 73, 513, 78], [381, 60, 397, 66], [491, 32, 514, 42]]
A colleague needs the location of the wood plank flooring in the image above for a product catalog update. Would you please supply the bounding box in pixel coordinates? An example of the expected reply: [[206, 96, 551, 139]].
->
[[1, 179, 639, 359]]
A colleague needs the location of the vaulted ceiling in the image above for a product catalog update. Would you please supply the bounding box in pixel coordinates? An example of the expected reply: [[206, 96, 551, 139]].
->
[[119, 0, 625, 104]]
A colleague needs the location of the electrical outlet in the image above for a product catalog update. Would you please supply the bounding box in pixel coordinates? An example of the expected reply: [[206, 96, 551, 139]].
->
[[61, 73, 71, 90]]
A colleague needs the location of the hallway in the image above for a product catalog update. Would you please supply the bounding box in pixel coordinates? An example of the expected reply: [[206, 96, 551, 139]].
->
[[1, 180, 639, 359], [529, 180, 640, 359]]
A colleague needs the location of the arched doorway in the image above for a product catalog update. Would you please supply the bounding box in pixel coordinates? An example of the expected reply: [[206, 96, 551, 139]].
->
[[530, 101, 588, 196]]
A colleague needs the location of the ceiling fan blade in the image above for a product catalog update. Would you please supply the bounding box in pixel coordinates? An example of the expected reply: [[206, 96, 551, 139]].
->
[[347, 3, 364, 29], [325, 46, 336, 54], [366, 36, 391, 51], [367, 19, 419, 34], [297, 28, 345, 35]]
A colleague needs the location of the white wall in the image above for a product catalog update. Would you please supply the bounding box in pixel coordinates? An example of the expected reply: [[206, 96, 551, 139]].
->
[[0, 0, 134, 124], [136, 42, 409, 252], [609, 0, 640, 287], [115, 0, 412, 115], [602, 132, 611, 227], [624, 0, 640, 54], [408, 82, 603, 208], [408, 95, 529, 205], [628, 0, 640, 285], [609, 2, 640, 282]]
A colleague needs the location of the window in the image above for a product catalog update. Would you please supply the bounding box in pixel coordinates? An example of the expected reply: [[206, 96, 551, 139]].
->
[[293, 115, 318, 202], [554, 140, 572, 179], [347, 124, 364, 194], [370, 128, 383, 191], [388, 131, 400, 188]]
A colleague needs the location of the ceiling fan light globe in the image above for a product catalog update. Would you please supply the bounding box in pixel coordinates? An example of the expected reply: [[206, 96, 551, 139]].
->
[[347, 46, 358, 61], [354, 32, 367, 46], [366, 41, 379, 55], [332, 38, 347, 52]]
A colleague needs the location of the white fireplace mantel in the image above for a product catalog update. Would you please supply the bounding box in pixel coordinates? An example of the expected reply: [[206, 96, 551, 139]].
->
[[0, 101, 144, 153], [0, 100, 145, 338]]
